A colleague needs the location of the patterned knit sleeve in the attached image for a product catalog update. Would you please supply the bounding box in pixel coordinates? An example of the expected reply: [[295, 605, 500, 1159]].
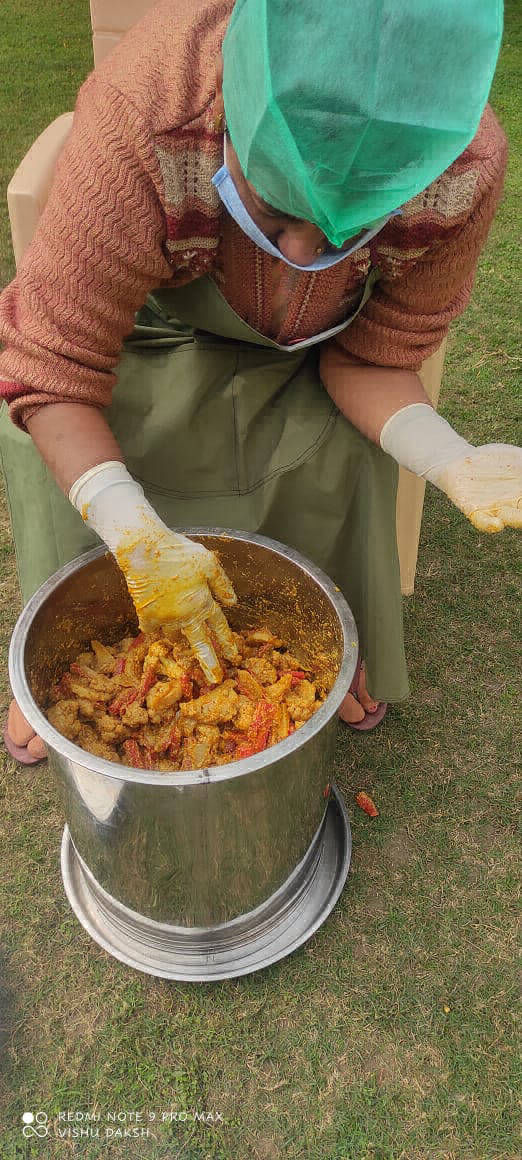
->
[[332, 109, 508, 372], [0, 73, 174, 430]]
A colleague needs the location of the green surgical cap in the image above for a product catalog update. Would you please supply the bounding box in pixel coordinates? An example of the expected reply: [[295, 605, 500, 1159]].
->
[[222, 0, 503, 247]]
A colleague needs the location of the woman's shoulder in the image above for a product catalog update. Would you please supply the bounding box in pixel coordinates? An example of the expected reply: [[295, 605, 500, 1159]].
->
[[393, 106, 507, 233], [459, 104, 508, 172], [371, 104, 508, 275]]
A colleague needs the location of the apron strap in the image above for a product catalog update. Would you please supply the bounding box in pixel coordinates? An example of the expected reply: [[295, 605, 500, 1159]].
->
[[132, 267, 380, 352]]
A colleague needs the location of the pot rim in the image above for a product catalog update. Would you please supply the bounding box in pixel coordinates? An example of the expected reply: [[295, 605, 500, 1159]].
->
[[9, 527, 358, 786]]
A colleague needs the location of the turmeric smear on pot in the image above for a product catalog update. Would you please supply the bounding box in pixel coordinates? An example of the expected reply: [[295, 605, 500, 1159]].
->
[[45, 625, 333, 771]]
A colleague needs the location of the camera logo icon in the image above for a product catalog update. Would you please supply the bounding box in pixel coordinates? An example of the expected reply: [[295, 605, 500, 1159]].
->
[[22, 1111, 50, 1138]]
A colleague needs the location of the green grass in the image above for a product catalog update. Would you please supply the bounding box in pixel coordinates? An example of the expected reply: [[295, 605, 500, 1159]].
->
[[0, 3, 520, 1158]]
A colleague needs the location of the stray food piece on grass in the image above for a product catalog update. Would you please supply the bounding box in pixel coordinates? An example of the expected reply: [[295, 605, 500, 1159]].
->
[[355, 791, 379, 818]]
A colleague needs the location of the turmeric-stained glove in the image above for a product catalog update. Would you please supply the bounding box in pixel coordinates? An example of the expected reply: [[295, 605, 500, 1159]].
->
[[428, 444, 522, 532], [69, 462, 240, 683], [380, 405, 522, 534]]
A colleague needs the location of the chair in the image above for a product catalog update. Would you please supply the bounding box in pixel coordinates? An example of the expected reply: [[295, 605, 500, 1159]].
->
[[5, 0, 445, 596]]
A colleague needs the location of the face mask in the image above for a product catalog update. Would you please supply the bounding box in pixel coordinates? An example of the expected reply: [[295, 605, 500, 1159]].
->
[[212, 135, 401, 271]]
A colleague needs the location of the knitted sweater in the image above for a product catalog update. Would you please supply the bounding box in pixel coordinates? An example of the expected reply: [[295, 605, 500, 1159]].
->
[[0, 0, 508, 430]]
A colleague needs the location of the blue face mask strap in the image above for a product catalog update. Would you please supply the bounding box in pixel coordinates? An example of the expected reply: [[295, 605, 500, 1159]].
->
[[212, 164, 294, 260], [212, 139, 401, 272]]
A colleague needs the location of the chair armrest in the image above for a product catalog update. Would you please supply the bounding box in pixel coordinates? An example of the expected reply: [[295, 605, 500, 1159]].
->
[[7, 112, 74, 268]]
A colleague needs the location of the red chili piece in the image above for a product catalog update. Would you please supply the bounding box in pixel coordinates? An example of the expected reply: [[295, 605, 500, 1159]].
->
[[122, 739, 155, 770], [236, 700, 276, 759], [108, 688, 138, 717], [51, 675, 70, 699], [139, 669, 156, 700], [167, 727, 181, 760], [355, 791, 379, 818], [122, 739, 142, 768]]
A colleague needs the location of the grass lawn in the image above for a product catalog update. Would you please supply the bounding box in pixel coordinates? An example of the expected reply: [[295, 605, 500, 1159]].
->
[[0, 3, 520, 1158]]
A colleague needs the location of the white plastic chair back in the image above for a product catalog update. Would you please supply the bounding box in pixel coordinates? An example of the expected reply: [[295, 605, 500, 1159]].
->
[[89, 0, 158, 68]]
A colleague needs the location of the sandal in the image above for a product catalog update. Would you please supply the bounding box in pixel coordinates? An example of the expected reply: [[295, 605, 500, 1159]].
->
[[340, 654, 388, 732]]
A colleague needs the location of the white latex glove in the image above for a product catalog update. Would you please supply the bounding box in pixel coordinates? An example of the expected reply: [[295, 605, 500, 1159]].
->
[[428, 444, 522, 532], [380, 404, 522, 533], [69, 462, 240, 683]]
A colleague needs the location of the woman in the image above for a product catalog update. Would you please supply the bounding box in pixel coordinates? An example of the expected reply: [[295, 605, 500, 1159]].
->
[[0, 0, 520, 763]]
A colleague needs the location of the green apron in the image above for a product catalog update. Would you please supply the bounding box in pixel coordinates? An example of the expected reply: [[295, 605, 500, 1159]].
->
[[0, 273, 409, 701]]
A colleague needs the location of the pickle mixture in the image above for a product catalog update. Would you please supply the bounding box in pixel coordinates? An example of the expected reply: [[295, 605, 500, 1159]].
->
[[46, 626, 330, 770]]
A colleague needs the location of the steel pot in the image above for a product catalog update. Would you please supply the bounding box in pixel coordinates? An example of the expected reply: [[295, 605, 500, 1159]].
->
[[9, 529, 357, 978]]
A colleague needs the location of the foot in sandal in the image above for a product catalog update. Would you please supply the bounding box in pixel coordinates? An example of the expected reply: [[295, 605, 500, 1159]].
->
[[338, 658, 388, 732], [4, 699, 46, 764]]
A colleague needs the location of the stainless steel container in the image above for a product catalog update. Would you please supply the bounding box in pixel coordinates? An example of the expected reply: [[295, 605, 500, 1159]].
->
[[9, 529, 357, 979]]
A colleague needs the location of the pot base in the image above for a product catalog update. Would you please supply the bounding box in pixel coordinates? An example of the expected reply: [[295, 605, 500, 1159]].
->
[[60, 784, 351, 981]]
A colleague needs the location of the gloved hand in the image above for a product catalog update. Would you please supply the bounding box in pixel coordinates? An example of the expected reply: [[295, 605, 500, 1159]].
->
[[69, 461, 240, 683], [380, 404, 522, 533], [427, 443, 522, 533]]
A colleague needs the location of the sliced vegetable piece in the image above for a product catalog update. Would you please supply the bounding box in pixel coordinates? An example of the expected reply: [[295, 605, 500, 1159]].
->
[[235, 669, 265, 701], [91, 638, 118, 673], [264, 673, 293, 702], [355, 791, 379, 818]]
